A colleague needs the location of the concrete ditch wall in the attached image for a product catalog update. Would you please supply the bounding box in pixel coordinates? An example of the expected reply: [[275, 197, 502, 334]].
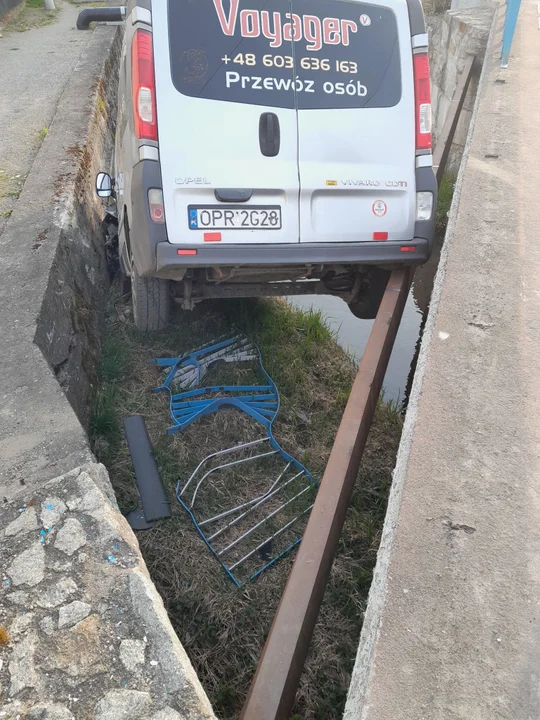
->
[[343, 3, 500, 717], [0, 23, 216, 720]]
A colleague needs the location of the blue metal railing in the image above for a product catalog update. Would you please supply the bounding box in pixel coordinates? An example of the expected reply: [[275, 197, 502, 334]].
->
[[501, 0, 522, 67]]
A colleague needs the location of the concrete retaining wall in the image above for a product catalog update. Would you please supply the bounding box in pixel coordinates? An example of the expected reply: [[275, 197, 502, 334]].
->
[[33, 31, 119, 427], [343, 3, 500, 717]]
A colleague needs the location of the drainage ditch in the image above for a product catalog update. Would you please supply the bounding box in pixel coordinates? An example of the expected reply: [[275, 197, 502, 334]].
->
[[91, 294, 403, 719], [72, 9, 489, 718], [89, 160, 456, 720]]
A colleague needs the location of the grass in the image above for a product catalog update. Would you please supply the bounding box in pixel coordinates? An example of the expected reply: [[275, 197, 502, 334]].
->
[[91, 290, 403, 719], [0, 170, 25, 202], [5, 188, 22, 199], [436, 173, 456, 233], [3, 0, 58, 32]]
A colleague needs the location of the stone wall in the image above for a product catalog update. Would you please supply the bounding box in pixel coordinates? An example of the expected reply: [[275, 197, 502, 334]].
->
[[0, 464, 216, 719], [33, 30, 120, 427], [428, 5, 495, 173]]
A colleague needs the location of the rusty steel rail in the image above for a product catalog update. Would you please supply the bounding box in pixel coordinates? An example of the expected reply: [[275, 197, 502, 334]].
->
[[241, 56, 478, 720], [241, 269, 412, 720], [433, 54, 476, 185]]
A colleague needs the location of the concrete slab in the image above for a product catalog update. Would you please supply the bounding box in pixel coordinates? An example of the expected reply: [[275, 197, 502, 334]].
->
[[344, 2, 540, 718]]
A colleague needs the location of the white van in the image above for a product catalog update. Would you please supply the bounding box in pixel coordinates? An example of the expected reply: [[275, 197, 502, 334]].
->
[[86, 0, 437, 331]]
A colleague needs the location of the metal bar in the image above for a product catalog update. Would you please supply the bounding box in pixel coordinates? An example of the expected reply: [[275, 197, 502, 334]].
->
[[501, 0, 522, 67], [172, 393, 277, 409], [207, 470, 307, 541], [190, 450, 279, 508], [179, 438, 270, 496], [228, 505, 315, 572], [206, 470, 305, 541], [433, 54, 476, 185], [240, 268, 412, 720], [172, 385, 273, 400], [199, 462, 293, 529], [217, 485, 313, 557]]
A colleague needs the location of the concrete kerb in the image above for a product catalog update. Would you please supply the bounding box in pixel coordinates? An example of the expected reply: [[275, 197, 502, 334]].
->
[[0, 22, 216, 720], [342, 3, 502, 717]]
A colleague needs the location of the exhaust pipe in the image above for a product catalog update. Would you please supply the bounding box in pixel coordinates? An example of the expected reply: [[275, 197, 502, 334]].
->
[[76, 6, 125, 29]]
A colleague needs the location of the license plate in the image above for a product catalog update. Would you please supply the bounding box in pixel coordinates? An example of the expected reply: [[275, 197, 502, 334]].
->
[[188, 205, 282, 230]]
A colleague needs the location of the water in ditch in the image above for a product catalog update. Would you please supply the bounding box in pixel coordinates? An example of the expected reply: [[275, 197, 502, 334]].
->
[[288, 230, 444, 405]]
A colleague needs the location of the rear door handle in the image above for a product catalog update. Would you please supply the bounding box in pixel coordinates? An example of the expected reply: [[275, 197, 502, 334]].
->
[[259, 113, 281, 157]]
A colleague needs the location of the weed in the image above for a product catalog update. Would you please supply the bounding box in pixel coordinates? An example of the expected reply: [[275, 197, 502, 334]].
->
[[91, 385, 120, 445], [37, 127, 48, 141], [0, 210, 12, 218], [92, 287, 403, 719], [3, 0, 58, 32], [100, 336, 129, 383], [436, 173, 456, 233]]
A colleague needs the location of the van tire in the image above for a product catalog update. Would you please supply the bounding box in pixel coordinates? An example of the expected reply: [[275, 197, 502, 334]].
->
[[131, 267, 170, 332], [348, 268, 390, 321]]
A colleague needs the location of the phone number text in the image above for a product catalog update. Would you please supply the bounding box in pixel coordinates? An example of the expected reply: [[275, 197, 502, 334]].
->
[[221, 53, 358, 74]]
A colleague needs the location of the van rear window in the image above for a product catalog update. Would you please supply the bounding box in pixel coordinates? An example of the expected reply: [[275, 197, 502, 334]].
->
[[168, 0, 402, 110]]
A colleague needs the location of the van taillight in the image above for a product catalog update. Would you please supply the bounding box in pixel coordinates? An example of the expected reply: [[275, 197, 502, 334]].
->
[[132, 29, 157, 142], [413, 52, 432, 152]]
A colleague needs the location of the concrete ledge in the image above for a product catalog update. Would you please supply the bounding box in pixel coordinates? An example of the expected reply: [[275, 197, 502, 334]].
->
[[0, 463, 215, 719], [344, 3, 506, 718], [427, 3, 495, 173]]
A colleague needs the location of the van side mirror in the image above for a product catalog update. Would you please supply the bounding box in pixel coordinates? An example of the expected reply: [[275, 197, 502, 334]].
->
[[96, 172, 114, 198]]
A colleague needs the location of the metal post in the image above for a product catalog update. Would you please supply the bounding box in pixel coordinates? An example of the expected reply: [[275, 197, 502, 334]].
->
[[501, 0, 522, 68], [433, 55, 476, 185]]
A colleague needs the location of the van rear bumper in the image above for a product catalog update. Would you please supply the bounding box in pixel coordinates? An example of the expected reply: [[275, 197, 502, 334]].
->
[[155, 239, 430, 277]]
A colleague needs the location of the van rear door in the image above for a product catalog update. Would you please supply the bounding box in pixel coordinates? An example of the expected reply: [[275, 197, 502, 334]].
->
[[152, 0, 300, 246], [293, 0, 416, 244]]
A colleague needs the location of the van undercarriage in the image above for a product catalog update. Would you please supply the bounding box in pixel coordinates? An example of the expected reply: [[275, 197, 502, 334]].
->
[[171, 263, 392, 315]]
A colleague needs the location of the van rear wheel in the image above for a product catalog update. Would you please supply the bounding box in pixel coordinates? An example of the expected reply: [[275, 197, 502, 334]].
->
[[348, 268, 390, 321], [131, 266, 170, 332]]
